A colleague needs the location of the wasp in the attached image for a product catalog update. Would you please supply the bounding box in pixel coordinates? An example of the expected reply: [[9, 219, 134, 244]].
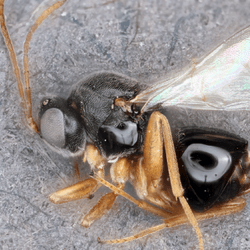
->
[[1, 1, 250, 249]]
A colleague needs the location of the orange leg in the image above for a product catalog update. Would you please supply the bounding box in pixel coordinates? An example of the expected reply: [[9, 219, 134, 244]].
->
[[81, 154, 176, 228], [81, 156, 138, 228], [49, 144, 106, 204], [93, 174, 174, 219], [100, 197, 246, 244], [93, 112, 203, 249], [81, 184, 124, 228], [49, 176, 102, 204], [142, 111, 203, 249]]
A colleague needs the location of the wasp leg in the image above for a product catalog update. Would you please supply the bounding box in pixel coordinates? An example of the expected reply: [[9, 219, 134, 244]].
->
[[49, 175, 102, 204], [141, 111, 184, 200], [81, 184, 124, 228], [94, 112, 203, 249], [81, 155, 179, 228], [130, 154, 179, 212], [93, 112, 203, 248], [81, 157, 135, 228], [136, 111, 203, 249], [98, 149, 183, 219], [164, 196, 247, 227], [49, 144, 106, 204], [100, 197, 246, 244], [93, 174, 174, 219], [143, 112, 203, 249]]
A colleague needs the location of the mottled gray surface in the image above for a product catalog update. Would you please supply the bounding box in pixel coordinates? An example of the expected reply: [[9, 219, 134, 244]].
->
[[1, 0, 250, 249]]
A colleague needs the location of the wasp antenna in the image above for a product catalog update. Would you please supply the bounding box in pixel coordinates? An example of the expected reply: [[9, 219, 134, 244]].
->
[[23, 0, 67, 132], [0, 0, 27, 120]]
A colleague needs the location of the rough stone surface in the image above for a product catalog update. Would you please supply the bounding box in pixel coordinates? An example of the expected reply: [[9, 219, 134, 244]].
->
[[0, 0, 250, 249]]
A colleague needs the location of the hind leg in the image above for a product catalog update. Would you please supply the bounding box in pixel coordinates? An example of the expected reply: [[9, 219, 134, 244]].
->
[[100, 197, 246, 244], [93, 111, 203, 249]]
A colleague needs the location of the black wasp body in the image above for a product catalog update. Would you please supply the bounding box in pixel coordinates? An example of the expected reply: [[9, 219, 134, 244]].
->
[[39, 71, 249, 214], [39, 72, 149, 158], [1, 0, 250, 248]]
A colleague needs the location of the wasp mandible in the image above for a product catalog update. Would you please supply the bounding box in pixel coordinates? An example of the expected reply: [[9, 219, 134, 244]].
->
[[1, 1, 250, 250]]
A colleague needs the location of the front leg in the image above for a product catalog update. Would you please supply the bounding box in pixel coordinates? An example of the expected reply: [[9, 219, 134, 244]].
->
[[49, 145, 131, 228], [49, 144, 105, 204]]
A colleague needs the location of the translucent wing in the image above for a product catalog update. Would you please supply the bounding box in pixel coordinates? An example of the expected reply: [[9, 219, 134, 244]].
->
[[131, 26, 250, 112]]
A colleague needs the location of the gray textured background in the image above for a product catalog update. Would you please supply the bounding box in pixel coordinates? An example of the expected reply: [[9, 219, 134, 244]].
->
[[0, 0, 250, 249]]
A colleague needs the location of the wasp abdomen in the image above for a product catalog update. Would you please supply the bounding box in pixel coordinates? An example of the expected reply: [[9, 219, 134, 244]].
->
[[176, 127, 248, 211]]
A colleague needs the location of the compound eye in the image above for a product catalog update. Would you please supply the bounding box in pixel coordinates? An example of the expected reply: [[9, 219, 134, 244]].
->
[[182, 143, 232, 183], [40, 108, 65, 148]]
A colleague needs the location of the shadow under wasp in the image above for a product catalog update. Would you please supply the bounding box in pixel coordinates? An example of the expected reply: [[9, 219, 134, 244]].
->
[[1, 0, 250, 249]]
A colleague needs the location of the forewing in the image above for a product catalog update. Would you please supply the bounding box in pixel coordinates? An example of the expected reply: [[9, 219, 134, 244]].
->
[[132, 26, 250, 112]]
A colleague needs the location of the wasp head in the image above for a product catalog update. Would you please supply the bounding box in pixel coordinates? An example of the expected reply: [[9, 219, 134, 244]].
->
[[39, 96, 87, 155]]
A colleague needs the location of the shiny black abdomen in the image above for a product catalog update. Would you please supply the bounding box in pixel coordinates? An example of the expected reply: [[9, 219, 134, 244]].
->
[[176, 127, 248, 212]]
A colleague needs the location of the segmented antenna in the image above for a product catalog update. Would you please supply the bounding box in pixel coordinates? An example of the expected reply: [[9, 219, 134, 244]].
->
[[23, 0, 67, 131], [0, 0, 28, 124], [0, 0, 67, 132]]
